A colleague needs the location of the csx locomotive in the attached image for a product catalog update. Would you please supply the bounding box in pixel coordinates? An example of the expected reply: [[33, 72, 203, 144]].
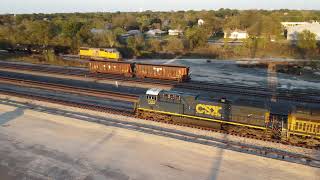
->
[[136, 88, 320, 146]]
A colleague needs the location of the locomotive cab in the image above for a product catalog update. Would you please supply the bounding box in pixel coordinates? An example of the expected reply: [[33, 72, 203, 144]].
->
[[138, 88, 196, 114], [141, 88, 163, 109]]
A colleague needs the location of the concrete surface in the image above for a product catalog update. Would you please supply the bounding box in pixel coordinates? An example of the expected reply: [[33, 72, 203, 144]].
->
[[0, 102, 319, 180]]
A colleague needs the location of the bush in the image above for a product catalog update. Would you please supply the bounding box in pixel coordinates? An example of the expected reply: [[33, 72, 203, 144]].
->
[[163, 37, 184, 53]]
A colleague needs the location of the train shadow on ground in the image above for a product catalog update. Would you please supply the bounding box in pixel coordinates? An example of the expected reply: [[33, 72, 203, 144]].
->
[[209, 134, 227, 180], [0, 107, 25, 126]]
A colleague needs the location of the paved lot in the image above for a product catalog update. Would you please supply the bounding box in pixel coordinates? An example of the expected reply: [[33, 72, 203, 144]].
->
[[133, 58, 320, 90], [0, 103, 319, 180]]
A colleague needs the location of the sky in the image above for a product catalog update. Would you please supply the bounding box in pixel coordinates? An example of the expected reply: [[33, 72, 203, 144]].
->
[[2, 0, 320, 14]]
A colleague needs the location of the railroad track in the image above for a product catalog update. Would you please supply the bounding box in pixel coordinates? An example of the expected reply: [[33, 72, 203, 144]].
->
[[0, 77, 318, 151], [0, 76, 138, 102], [0, 61, 320, 103], [0, 91, 319, 168]]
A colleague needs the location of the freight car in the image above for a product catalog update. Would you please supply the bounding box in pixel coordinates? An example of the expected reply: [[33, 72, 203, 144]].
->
[[80, 47, 121, 60], [136, 88, 320, 146], [135, 63, 190, 82], [88, 61, 190, 82], [89, 61, 133, 77]]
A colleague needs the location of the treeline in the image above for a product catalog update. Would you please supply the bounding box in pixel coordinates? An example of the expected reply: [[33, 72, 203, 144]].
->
[[0, 9, 320, 59]]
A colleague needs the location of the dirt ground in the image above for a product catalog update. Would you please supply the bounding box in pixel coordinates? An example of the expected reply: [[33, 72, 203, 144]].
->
[[0, 101, 319, 180]]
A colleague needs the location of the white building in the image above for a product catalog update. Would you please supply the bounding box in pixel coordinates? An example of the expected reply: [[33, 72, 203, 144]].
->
[[286, 22, 320, 41], [168, 29, 183, 36], [198, 19, 205, 26], [224, 30, 248, 40]]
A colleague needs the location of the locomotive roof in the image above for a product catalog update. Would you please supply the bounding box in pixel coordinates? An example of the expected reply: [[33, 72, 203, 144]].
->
[[146, 88, 163, 96], [148, 89, 198, 97], [80, 47, 118, 51]]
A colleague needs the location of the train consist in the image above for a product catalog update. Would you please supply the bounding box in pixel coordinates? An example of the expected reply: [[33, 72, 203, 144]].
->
[[136, 88, 320, 146], [79, 47, 190, 82], [79, 47, 122, 60], [89, 60, 190, 82]]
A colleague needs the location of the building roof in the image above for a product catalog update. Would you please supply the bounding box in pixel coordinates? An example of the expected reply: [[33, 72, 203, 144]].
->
[[287, 23, 320, 40], [146, 29, 166, 34], [224, 29, 247, 33], [121, 30, 142, 38], [127, 30, 142, 35], [288, 23, 320, 33], [168, 29, 183, 32]]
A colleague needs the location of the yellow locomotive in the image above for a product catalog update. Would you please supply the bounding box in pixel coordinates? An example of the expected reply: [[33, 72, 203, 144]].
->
[[79, 47, 121, 60], [287, 107, 320, 145]]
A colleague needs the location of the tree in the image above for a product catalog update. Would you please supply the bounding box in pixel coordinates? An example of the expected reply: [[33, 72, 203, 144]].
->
[[248, 15, 282, 39], [185, 27, 209, 49], [297, 30, 317, 50], [106, 33, 117, 47], [127, 36, 145, 56], [297, 30, 317, 58], [62, 20, 84, 39], [112, 14, 139, 30], [90, 30, 118, 48], [137, 15, 150, 31], [164, 37, 184, 53], [26, 21, 56, 46], [77, 25, 92, 46], [147, 39, 162, 52], [62, 20, 84, 51]]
